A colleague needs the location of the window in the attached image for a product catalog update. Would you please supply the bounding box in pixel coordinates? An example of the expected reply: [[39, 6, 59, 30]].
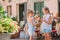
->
[[34, 2, 44, 18], [7, 6, 12, 16], [8, 0, 11, 2]]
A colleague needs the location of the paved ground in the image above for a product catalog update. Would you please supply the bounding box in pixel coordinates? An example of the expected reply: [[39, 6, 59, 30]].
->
[[1, 31, 60, 40], [9, 37, 60, 40], [9, 31, 60, 40]]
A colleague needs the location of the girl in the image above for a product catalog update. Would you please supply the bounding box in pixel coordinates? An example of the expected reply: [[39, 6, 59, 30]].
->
[[55, 12, 60, 36], [34, 14, 41, 36], [34, 14, 41, 26], [40, 7, 52, 40], [27, 10, 35, 40]]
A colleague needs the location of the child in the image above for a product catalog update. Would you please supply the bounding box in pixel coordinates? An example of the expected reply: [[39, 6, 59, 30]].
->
[[56, 22, 60, 35], [27, 10, 35, 40], [34, 14, 41, 26], [34, 14, 41, 36], [40, 7, 52, 40], [55, 12, 60, 35], [35, 14, 41, 26]]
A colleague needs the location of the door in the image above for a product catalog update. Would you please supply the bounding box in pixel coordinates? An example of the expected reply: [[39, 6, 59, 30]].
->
[[34, 2, 44, 18], [58, 1, 60, 17], [19, 4, 24, 21]]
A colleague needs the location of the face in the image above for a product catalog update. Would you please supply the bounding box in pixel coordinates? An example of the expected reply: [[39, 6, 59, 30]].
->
[[29, 13, 34, 17], [42, 9, 48, 14], [35, 17, 40, 21], [37, 17, 40, 21]]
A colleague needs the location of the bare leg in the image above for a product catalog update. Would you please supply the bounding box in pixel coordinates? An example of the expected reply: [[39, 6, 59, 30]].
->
[[44, 33, 48, 40], [29, 35, 33, 40], [47, 33, 51, 40], [45, 33, 51, 40]]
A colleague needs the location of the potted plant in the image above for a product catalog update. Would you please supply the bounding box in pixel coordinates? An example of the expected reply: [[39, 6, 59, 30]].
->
[[0, 18, 20, 40], [0, 5, 20, 40]]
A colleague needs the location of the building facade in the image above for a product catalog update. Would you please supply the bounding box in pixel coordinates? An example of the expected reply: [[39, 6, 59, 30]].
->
[[0, 0, 60, 22]]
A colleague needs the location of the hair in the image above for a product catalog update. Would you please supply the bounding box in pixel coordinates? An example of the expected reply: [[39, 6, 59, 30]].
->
[[27, 10, 34, 16], [58, 12, 60, 17], [42, 7, 50, 14], [35, 14, 41, 19], [27, 10, 34, 21]]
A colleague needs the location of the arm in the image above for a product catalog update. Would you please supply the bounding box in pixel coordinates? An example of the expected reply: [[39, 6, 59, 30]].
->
[[43, 19, 49, 24], [48, 16, 52, 24], [24, 23, 28, 32], [43, 16, 52, 24], [42, 15, 49, 24], [29, 18, 36, 26]]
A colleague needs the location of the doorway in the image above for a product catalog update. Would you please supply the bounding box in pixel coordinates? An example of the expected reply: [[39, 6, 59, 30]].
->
[[19, 3, 27, 22], [19, 4, 24, 21], [58, 1, 60, 17]]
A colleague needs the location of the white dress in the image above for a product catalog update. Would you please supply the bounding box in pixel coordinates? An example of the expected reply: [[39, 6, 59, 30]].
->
[[40, 14, 52, 33], [27, 17, 35, 36]]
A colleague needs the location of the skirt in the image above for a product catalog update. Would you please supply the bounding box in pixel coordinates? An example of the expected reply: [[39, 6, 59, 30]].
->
[[40, 22, 52, 33]]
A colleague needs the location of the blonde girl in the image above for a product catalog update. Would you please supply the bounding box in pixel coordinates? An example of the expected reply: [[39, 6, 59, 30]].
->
[[34, 14, 41, 36], [34, 14, 41, 25], [27, 10, 35, 40]]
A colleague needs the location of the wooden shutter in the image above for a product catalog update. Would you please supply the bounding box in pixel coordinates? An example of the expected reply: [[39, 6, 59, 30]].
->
[[34, 2, 44, 18]]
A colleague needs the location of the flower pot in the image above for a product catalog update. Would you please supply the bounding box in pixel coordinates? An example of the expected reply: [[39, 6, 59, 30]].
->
[[0, 33, 12, 40], [10, 32, 20, 39], [10, 29, 20, 39]]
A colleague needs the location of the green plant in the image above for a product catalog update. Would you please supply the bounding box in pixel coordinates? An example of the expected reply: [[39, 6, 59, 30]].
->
[[11, 16, 17, 21], [0, 5, 19, 34], [0, 6, 5, 18], [0, 18, 19, 33]]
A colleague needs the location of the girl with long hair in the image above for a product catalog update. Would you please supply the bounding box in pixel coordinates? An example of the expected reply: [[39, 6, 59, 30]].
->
[[40, 7, 52, 40]]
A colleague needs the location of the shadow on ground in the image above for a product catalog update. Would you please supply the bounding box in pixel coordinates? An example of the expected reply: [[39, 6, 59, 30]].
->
[[9, 31, 60, 40]]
